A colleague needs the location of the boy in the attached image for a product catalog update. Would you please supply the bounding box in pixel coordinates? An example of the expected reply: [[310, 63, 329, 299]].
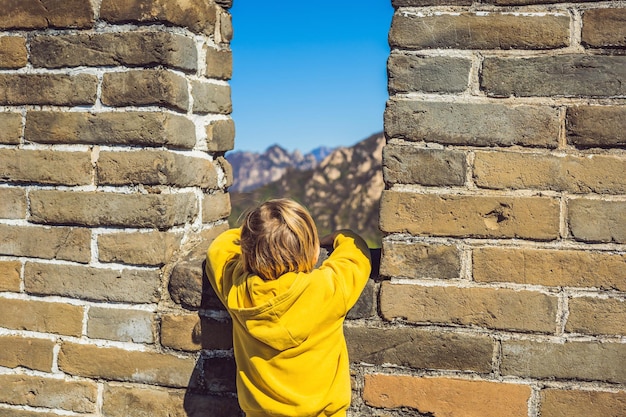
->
[[206, 198, 371, 417]]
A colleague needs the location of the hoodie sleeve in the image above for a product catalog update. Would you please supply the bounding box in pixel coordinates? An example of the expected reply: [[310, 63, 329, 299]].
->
[[322, 230, 372, 311], [206, 228, 242, 307]]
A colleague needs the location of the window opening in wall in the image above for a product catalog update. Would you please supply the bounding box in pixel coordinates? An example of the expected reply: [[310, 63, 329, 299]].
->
[[226, 1, 393, 248]]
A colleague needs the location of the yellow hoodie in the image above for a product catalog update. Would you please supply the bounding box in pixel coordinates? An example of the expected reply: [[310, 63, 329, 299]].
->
[[206, 228, 371, 417]]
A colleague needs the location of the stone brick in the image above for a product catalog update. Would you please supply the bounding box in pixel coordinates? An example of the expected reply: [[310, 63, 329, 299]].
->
[[380, 240, 461, 279], [0, 149, 93, 186], [388, 53, 471, 93], [31, 32, 197, 72], [0, 36, 27, 68], [203, 191, 231, 223], [98, 231, 183, 266], [0, 335, 54, 371], [0, 410, 61, 417], [390, 12, 568, 50], [363, 374, 530, 417], [101, 0, 218, 36], [473, 247, 626, 292], [103, 383, 186, 417], [566, 297, 626, 336], [218, 9, 233, 43], [0, 112, 21, 144], [0, 374, 97, 412], [0, 224, 91, 263], [347, 279, 376, 319], [0, 298, 83, 336], [206, 118, 235, 152], [87, 307, 154, 343], [191, 80, 232, 114], [58, 342, 196, 387], [582, 8, 626, 48], [380, 191, 560, 240], [102, 70, 189, 112], [540, 389, 626, 417], [482, 55, 626, 98], [487, 0, 588, 4], [501, 340, 626, 383], [189, 355, 237, 393], [29, 190, 198, 229], [383, 144, 466, 186], [346, 326, 493, 372], [161, 313, 233, 351], [392, 0, 479, 6], [0, 73, 97, 106], [205, 46, 233, 80], [0, 260, 21, 292], [24, 262, 160, 303], [181, 392, 243, 417], [0, 187, 26, 218], [0, 0, 94, 29], [569, 199, 626, 244], [567, 105, 626, 149], [380, 282, 558, 333], [473, 151, 626, 194], [25, 111, 196, 149], [215, 156, 233, 188], [385, 100, 559, 148]]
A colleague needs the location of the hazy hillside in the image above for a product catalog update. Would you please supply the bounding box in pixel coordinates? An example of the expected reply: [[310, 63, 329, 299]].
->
[[228, 132, 385, 247]]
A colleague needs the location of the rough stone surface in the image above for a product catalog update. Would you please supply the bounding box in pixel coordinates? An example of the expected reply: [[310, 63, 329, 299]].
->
[[0, 112, 21, 144], [0, 36, 27, 68], [566, 297, 626, 336], [0, 298, 83, 336], [0, 187, 26, 218], [87, 307, 155, 343], [388, 54, 471, 93], [540, 389, 626, 417], [205, 118, 235, 152], [0, 0, 94, 29], [161, 313, 233, 351], [0, 74, 97, 105], [582, 8, 626, 48], [380, 240, 461, 279], [0, 335, 54, 372], [205, 46, 233, 80], [385, 100, 560, 148], [0, 149, 93, 186], [202, 192, 231, 223], [98, 231, 183, 266], [0, 224, 91, 263], [347, 279, 377, 319], [568, 199, 626, 243], [566, 105, 626, 148], [102, 384, 187, 417], [0, 261, 21, 292], [383, 144, 466, 186], [191, 80, 232, 114], [183, 392, 243, 417]]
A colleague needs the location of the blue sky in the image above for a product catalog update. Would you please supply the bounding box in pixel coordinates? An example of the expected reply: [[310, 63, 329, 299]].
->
[[228, 1, 394, 154]]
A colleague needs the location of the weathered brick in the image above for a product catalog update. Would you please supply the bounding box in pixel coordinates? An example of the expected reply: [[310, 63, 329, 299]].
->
[[29, 190, 198, 229], [0, 410, 62, 417], [482, 55, 626, 97], [0, 298, 83, 336], [0, 187, 26, 218], [98, 231, 183, 266], [0, 36, 27, 68], [189, 355, 237, 393], [473, 247, 626, 291], [205, 118, 235, 152], [568, 199, 626, 244], [346, 326, 493, 372], [0, 335, 54, 371], [25, 111, 196, 149], [103, 383, 186, 417], [0, 112, 21, 144], [385, 100, 559, 148], [388, 53, 471, 93], [390, 12, 568, 50], [363, 374, 530, 417], [101, 0, 218, 36], [0, 260, 21, 291], [381, 282, 558, 333], [205, 46, 233, 80], [567, 105, 626, 149], [31, 32, 197, 72], [566, 297, 626, 336], [97, 150, 217, 188], [102, 70, 189, 112], [176, 391, 243, 417], [161, 313, 233, 351], [380, 240, 461, 279], [0, 224, 91, 263], [474, 151, 626, 194], [0, 0, 94, 29], [347, 279, 376, 319], [87, 307, 154, 343], [218, 9, 233, 43], [215, 156, 233, 188], [383, 144, 466, 186], [582, 8, 626, 48], [380, 191, 560, 240], [0, 374, 97, 412], [191, 80, 232, 114], [540, 388, 626, 417], [203, 191, 231, 223], [0, 149, 93, 186], [24, 262, 160, 303], [501, 340, 626, 383], [487, 0, 588, 4], [392, 0, 478, 6], [59, 342, 196, 387], [0, 74, 97, 105]]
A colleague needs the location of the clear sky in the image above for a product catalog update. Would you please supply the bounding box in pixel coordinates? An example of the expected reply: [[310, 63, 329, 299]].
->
[[228, 1, 394, 154]]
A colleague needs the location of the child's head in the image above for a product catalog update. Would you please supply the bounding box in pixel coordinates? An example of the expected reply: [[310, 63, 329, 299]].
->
[[239, 199, 320, 280]]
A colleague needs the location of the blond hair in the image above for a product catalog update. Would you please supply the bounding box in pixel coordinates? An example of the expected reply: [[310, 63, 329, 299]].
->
[[239, 199, 320, 281]]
